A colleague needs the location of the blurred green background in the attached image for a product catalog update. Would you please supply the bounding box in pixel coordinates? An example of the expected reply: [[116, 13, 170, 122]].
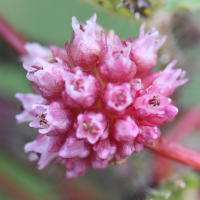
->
[[1, 0, 200, 200]]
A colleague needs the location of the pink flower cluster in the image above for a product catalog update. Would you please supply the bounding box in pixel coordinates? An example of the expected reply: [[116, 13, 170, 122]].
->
[[16, 14, 188, 179]]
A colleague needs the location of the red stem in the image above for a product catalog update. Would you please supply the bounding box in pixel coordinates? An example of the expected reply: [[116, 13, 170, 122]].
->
[[145, 137, 200, 171], [0, 14, 27, 55]]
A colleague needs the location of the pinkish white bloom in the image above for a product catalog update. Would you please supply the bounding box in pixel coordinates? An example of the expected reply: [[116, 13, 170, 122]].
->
[[61, 67, 101, 109], [131, 23, 167, 77], [137, 121, 160, 145], [113, 116, 139, 142], [115, 140, 136, 160], [134, 88, 178, 125], [65, 157, 91, 179], [58, 131, 90, 158], [97, 35, 137, 82], [24, 57, 66, 93], [25, 134, 59, 170], [20, 43, 53, 63], [74, 110, 109, 144], [69, 13, 102, 69], [30, 100, 74, 136], [15, 93, 47, 123], [101, 83, 134, 115], [143, 60, 188, 96], [93, 138, 117, 160]]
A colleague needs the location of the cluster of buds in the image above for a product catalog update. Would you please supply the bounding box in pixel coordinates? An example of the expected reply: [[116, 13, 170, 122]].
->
[[16, 14, 187, 179]]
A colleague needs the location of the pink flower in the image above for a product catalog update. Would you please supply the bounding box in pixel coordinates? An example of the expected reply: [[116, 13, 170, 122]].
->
[[69, 13, 102, 69], [97, 35, 137, 82], [15, 93, 47, 123], [115, 140, 136, 160], [30, 100, 74, 136], [93, 138, 117, 160], [23, 57, 66, 93], [74, 110, 109, 144], [142, 60, 188, 96], [101, 83, 134, 115], [15, 13, 187, 179], [136, 121, 160, 145], [113, 116, 139, 142], [65, 157, 91, 179], [61, 67, 101, 109], [134, 87, 178, 125], [131, 23, 167, 77], [25, 134, 60, 170], [20, 43, 53, 63], [58, 131, 90, 159]]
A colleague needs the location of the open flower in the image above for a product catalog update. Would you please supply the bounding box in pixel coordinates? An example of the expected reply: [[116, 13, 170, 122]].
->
[[134, 87, 178, 125], [61, 67, 101, 109], [15, 93, 47, 124], [74, 110, 109, 144], [142, 60, 188, 96], [101, 83, 134, 115], [131, 23, 167, 77], [97, 35, 137, 82], [30, 100, 74, 136]]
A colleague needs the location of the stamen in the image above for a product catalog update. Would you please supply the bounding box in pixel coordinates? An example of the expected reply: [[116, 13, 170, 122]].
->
[[72, 79, 84, 91], [112, 90, 127, 107], [82, 120, 98, 135], [112, 50, 124, 59], [39, 112, 46, 118], [29, 65, 43, 74], [79, 24, 85, 32], [149, 95, 160, 106], [39, 119, 48, 125]]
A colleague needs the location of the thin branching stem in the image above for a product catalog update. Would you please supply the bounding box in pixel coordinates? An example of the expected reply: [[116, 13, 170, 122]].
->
[[0, 14, 27, 55]]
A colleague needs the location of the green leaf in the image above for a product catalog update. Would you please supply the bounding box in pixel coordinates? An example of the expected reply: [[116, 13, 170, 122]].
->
[[146, 172, 200, 200]]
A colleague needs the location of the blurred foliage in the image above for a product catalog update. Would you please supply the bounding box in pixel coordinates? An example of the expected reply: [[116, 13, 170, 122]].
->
[[0, 150, 61, 200], [83, 0, 164, 19], [146, 172, 200, 200], [83, 0, 200, 20]]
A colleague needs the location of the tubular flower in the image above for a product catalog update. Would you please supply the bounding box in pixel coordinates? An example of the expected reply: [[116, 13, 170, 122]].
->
[[130, 23, 167, 77], [16, 13, 187, 179]]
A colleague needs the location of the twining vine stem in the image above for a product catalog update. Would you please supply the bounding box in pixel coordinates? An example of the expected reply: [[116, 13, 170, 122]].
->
[[0, 14, 27, 55], [145, 137, 200, 171]]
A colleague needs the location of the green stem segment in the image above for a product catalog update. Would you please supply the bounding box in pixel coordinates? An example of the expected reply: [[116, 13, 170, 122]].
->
[[0, 14, 27, 55], [145, 137, 200, 171]]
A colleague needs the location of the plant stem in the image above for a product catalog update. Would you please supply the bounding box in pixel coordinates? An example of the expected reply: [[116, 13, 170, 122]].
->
[[0, 14, 27, 55], [145, 137, 200, 171]]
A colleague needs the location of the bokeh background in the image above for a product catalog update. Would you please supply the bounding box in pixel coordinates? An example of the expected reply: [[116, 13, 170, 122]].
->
[[1, 0, 200, 199]]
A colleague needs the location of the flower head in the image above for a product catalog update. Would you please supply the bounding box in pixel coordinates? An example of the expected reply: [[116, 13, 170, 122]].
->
[[16, 13, 187, 179]]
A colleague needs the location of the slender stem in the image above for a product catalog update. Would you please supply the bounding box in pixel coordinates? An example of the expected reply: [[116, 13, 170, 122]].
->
[[0, 14, 27, 55], [145, 137, 200, 171]]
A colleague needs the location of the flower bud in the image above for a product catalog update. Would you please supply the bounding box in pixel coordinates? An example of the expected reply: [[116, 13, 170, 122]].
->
[[131, 23, 167, 77], [97, 35, 136, 82], [70, 13, 102, 69], [113, 116, 139, 142]]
